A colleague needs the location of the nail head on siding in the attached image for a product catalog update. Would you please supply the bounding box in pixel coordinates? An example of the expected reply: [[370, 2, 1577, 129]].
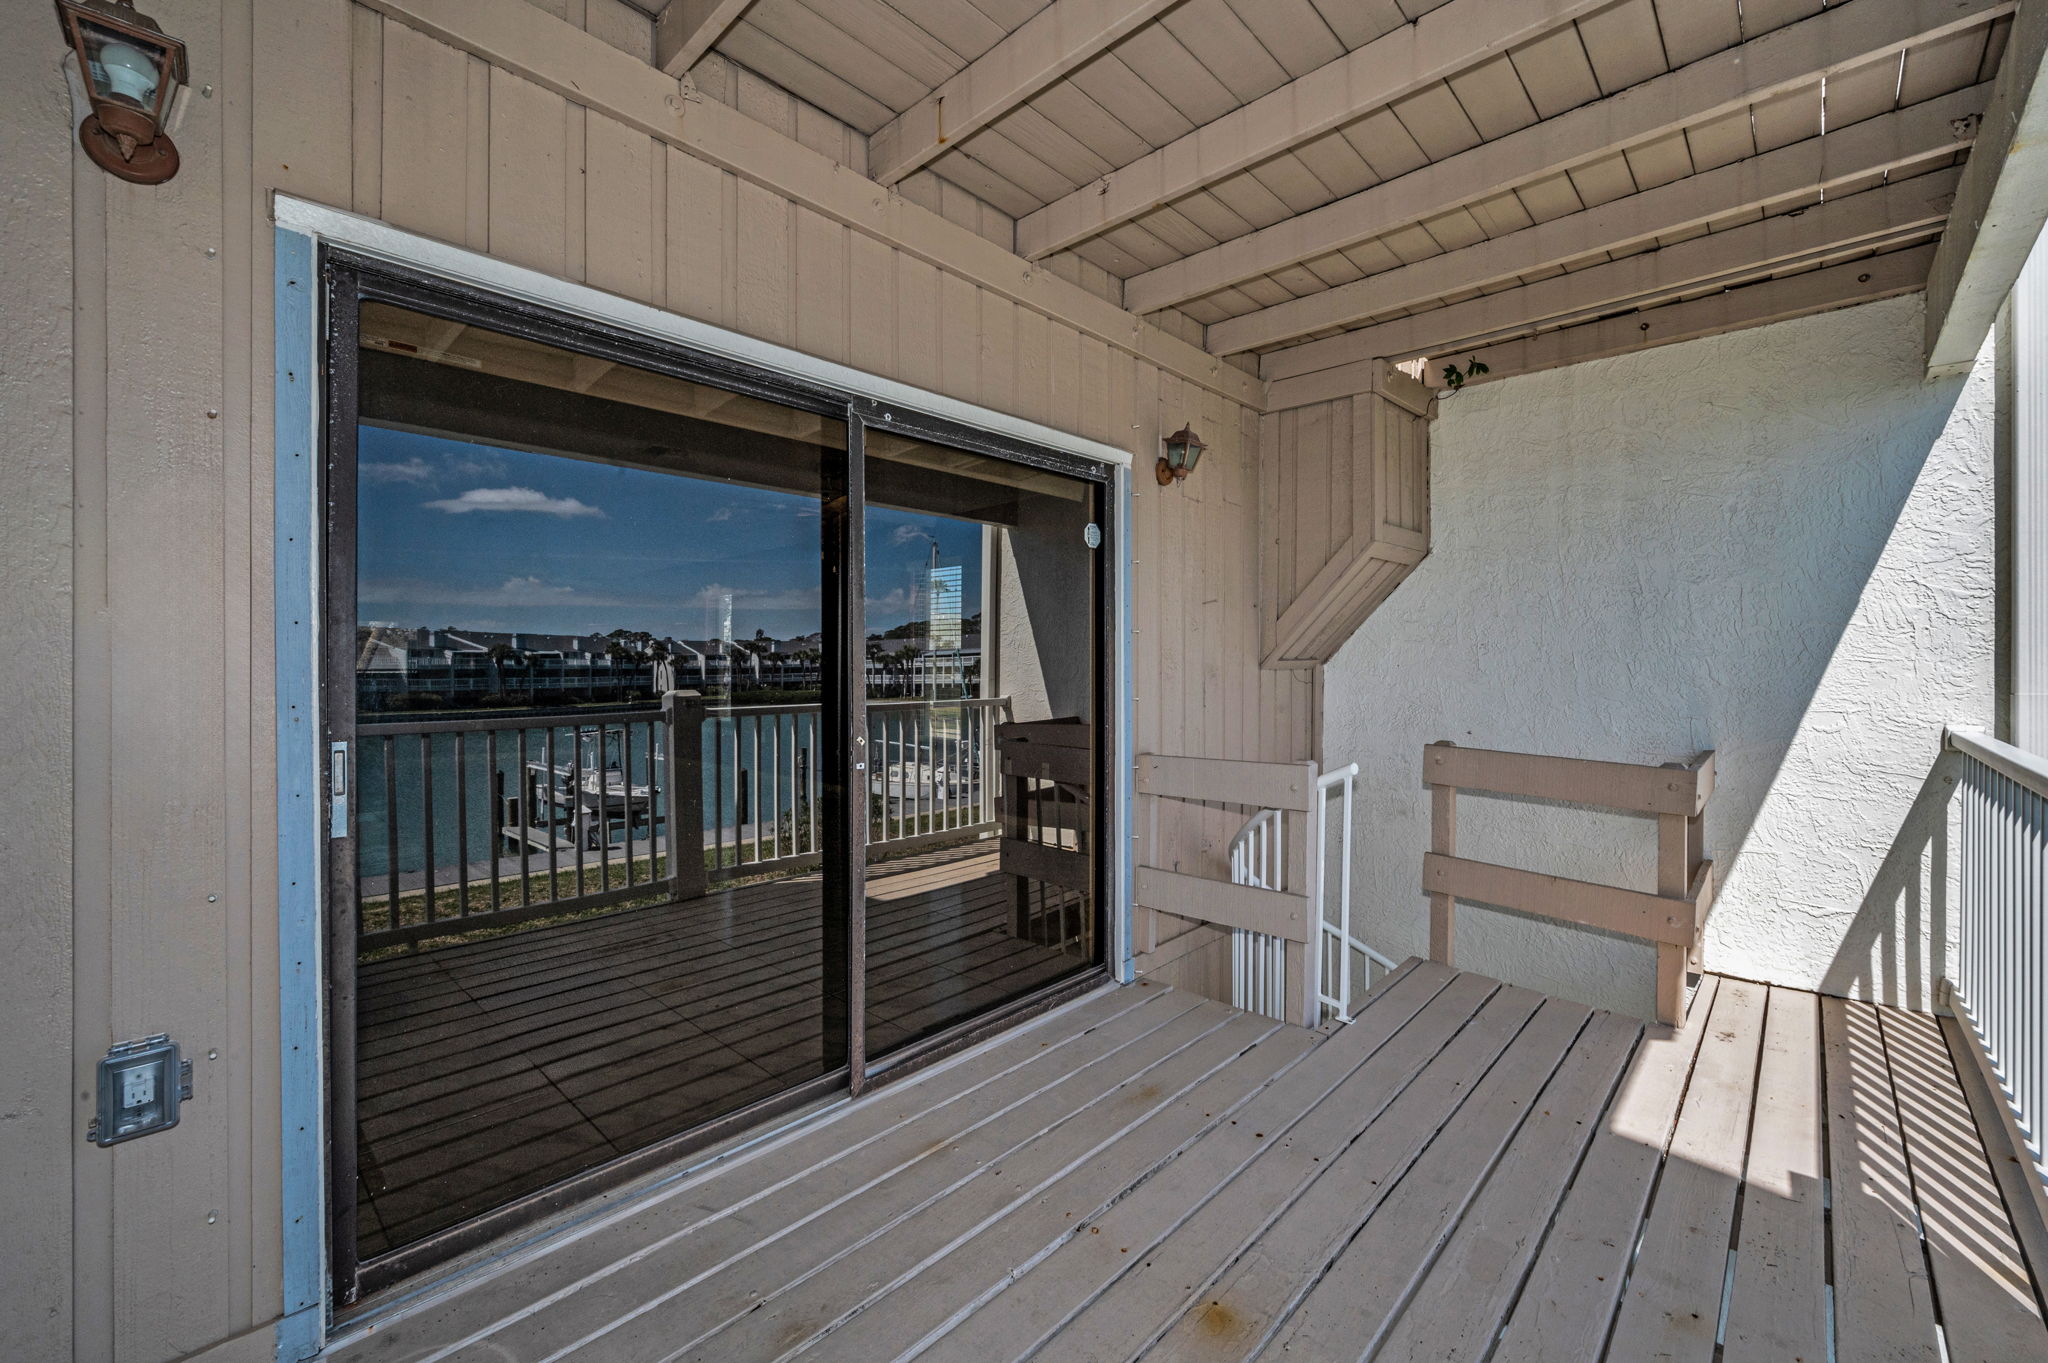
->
[[206, 409, 219, 419], [207, 893, 218, 902]]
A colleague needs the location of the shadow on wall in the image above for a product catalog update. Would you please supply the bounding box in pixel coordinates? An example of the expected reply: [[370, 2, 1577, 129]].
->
[[1819, 750, 1959, 1013], [1321, 294, 1992, 1017]]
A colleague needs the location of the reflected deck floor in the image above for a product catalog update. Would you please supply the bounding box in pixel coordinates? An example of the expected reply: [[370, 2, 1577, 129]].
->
[[354, 844, 1084, 1256], [333, 962, 2048, 1362]]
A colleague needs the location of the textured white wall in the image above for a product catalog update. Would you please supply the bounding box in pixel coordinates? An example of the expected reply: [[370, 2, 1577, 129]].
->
[[1323, 294, 1995, 1018]]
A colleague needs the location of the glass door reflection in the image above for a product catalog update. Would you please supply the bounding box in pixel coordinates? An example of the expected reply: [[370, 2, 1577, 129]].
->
[[341, 300, 850, 1266], [860, 431, 1104, 1059]]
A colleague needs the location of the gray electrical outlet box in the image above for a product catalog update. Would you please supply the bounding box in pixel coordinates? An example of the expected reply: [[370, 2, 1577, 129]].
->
[[90, 1035, 191, 1146]]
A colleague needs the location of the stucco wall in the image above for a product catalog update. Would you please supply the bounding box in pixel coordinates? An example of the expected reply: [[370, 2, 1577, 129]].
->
[[1323, 294, 1995, 1018]]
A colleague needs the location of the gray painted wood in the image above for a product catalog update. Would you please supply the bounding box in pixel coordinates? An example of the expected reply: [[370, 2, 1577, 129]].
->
[[325, 970, 2048, 1363]]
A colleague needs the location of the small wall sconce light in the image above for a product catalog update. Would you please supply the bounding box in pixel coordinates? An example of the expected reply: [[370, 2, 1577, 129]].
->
[[1157, 425, 1206, 486], [54, 0, 188, 185]]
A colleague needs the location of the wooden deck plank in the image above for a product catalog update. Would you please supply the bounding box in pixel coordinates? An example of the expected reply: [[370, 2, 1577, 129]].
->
[[432, 1000, 1243, 1361], [1879, 1006, 2048, 1361], [1603, 977, 1767, 1363], [749, 1022, 1321, 1361], [1369, 1009, 1643, 1362], [1721, 987, 1828, 1363], [1255, 996, 1614, 1360], [1138, 984, 1550, 1360], [904, 961, 1461, 1363], [336, 983, 1162, 1359], [1489, 975, 1720, 1362], [1824, 995, 1944, 1362], [1034, 970, 1503, 1363], [353, 848, 1102, 1261], [328, 972, 2048, 1363]]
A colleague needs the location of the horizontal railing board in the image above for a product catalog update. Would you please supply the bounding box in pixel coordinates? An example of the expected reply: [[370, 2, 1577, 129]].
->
[[1423, 852, 1702, 948], [1135, 865, 1310, 942], [1423, 742, 1713, 817], [1000, 838, 1093, 894], [1136, 754, 1318, 811], [1946, 726, 2048, 799], [1003, 743, 1093, 786]]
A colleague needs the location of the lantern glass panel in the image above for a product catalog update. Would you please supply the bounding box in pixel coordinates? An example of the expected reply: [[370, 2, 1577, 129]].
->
[[76, 18, 167, 113]]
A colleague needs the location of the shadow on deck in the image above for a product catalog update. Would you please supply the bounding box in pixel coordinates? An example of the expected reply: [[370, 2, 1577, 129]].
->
[[332, 961, 2048, 1361], [353, 842, 1084, 1257]]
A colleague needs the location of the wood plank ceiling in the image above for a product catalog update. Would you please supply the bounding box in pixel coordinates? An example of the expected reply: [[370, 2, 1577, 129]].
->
[[658, 0, 2015, 390]]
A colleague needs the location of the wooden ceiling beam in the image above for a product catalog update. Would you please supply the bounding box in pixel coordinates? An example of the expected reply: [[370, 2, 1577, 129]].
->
[[1269, 244, 1936, 409], [1125, 0, 2010, 317], [1282, 168, 1957, 381], [1235, 86, 1985, 365], [1925, 0, 2048, 373], [656, 0, 757, 77], [1014, 0, 1620, 260], [868, 0, 1187, 187]]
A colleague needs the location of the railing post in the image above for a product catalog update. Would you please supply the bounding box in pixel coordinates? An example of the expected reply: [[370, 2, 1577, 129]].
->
[[1291, 770, 1323, 1028], [664, 689, 707, 904], [1428, 742, 1457, 966], [1656, 812, 1689, 1027]]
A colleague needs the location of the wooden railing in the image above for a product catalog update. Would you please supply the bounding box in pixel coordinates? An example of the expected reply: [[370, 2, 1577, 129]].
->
[[999, 718, 1094, 957], [350, 692, 1011, 950], [1422, 740, 1717, 1025], [1134, 753, 1324, 1027]]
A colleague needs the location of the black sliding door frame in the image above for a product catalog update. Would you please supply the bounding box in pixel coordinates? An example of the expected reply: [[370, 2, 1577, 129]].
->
[[316, 251, 1114, 1307]]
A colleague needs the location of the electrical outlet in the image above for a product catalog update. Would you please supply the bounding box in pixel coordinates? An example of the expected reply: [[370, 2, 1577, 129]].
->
[[90, 1035, 188, 1146]]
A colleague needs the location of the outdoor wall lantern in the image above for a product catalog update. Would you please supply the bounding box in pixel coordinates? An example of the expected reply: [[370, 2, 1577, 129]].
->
[[54, 0, 188, 185], [1157, 425, 1207, 486]]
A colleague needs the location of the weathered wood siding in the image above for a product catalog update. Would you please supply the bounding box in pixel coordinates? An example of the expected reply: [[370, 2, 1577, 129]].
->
[[2, 1, 1300, 1357]]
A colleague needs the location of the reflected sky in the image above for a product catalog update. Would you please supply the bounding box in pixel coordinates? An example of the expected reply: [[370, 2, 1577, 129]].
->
[[357, 426, 983, 640]]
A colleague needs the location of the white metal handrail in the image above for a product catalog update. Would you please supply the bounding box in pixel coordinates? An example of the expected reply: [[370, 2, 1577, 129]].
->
[[1945, 726, 2048, 1186], [1226, 763, 1389, 1024], [1313, 764, 1394, 1023]]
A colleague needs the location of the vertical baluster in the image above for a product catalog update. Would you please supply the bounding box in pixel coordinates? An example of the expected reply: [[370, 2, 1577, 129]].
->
[[921, 708, 933, 838], [770, 712, 782, 864], [708, 710, 721, 872], [420, 732, 437, 924], [624, 722, 638, 889], [751, 715, 763, 865], [2023, 773, 2039, 1137], [384, 734, 399, 932], [544, 726, 560, 903], [516, 728, 531, 907], [577, 726, 592, 898], [455, 731, 470, 920], [2005, 773, 2017, 1097], [487, 729, 502, 915]]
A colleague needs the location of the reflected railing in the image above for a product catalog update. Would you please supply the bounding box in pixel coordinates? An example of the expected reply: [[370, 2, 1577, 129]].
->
[[351, 693, 1012, 951]]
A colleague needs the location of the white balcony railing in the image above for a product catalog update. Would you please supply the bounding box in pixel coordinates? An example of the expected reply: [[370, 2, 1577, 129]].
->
[[1946, 727, 2048, 1199]]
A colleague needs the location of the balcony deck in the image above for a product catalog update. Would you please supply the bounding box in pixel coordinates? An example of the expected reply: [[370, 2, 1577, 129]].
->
[[353, 843, 1084, 1256], [331, 961, 2048, 1362]]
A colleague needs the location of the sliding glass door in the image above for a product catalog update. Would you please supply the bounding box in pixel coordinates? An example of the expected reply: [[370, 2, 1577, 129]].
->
[[861, 426, 1107, 1061], [320, 257, 1108, 1301]]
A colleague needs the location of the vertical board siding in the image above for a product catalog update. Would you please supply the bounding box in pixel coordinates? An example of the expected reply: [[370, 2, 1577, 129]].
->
[[48, 1, 1305, 1349], [1261, 379, 1434, 669]]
